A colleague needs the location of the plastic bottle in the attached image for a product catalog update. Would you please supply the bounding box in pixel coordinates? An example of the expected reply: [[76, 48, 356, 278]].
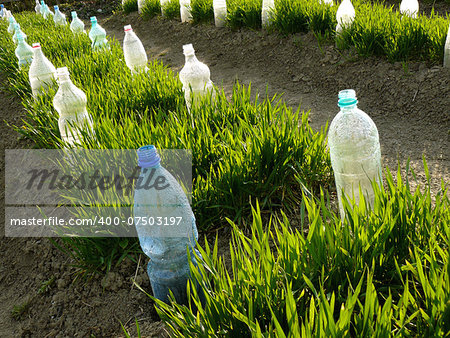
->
[[123, 25, 148, 74], [400, 0, 419, 18], [0, 4, 5, 19], [15, 33, 33, 69], [261, 0, 274, 29], [328, 90, 382, 219], [40, 0, 45, 15], [137, 0, 145, 14], [53, 67, 94, 146], [3, 9, 11, 21], [89, 16, 109, 51], [179, 0, 193, 23], [12, 23, 27, 45], [70, 11, 85, 34], [28, 43, 57, 98], [322, 0, 334, 5], [335, 0, 355, 34], [53, 6, 67, 26], [7, 16, 16, 34], [444, 23, 450, 68], [43, 4, 54, 20], [179, 44, 214, 112], [134, 145, 203, 305], [213, 0, 227, 27], [35, 0, 41, 14]]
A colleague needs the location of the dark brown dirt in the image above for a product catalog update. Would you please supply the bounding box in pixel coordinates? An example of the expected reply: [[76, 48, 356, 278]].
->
[[1, 6, 449, 337]]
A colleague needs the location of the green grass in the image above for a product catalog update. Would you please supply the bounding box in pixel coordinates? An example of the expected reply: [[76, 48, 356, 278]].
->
[[0, 12, 331, 273], [123, 0, 139, 14], [154, 165, 450, 336], [163, 0, 181, 19], [191, 0, 214, 24], [141, 0, 161, 18], [226, 0, 262, 29]]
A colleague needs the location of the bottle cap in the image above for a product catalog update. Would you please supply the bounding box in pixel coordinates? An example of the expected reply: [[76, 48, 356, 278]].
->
[[338, 89, 356, 99], [124, 24, 132, 31], [1, 4, 4, 8], [137, 145, 161, 168], [54, 5, 58, 10], [90, 16, 97, 23], [56, 67, 70, 82], [338, 97, 357, 107], [183, 43, 195, 56], [71, 11, 76, 17], [32, 42, 41, 48]]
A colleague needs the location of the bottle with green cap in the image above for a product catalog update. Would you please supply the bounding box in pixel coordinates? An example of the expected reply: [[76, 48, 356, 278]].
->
[[12, 23, 27, 45], [328, 89, 382, 219], [70, 11, 85, 34], [53, 6, 67, 26], [89, 16, 109, 51], [53, 67, 94, 146], [7, 16, 16, 35], [15, 33, 33, 69], [134, 145, 203, 305], [42, 4, 54, 20]]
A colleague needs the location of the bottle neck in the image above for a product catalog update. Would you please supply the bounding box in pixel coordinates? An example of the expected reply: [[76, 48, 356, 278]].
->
[[184, 53, 197, 63], [341, 104, 357, 112]]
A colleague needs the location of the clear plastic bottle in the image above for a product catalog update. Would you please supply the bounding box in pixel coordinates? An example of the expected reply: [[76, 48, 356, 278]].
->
[[43, 4, 54, 20], [89, 16, 109, 51], [70, 11, 85, 34], [40, 0, 45, 15], [28, 43, 57, 98], [53, 5, 67, 26], [179, 43, 214, 112], [137, 0, 145, 14], [12, 23, 27, 45], [3, 9, 11, 21], [444, 23, 450, 68], [328, 90, 382, 219], [213, 0, 227, 27], [134, 145, 203, 305], [15, 33, 33, 69], [400, 0, 419, 18], [160, 0, 168, 16], [261, 0, 274, 29], [0, 4, 5, 19], [7, 16, 16, 35], [123, 25, 148, 74], [53, 67, 94, 146], [180, 0, 193, 23], [335, 0, 355, 34], [35, 0, 41, 14]]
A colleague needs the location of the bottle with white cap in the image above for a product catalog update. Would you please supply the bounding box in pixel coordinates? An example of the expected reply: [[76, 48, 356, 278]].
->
[[53, 5, 67, 26], [89, 16, 109, 51], [15, 33, 34, 69], [53, 67, 94, 146], [213, 0, 227, 27], [328, 89, 382, 219], [179, 44, 214, 112], [123, 25, 148, 74], [28, 43, 57, 97], [70, 11, 85, 34]]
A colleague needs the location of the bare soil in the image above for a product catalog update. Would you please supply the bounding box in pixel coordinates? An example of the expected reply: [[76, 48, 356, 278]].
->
[[1, 9, 449, 337]]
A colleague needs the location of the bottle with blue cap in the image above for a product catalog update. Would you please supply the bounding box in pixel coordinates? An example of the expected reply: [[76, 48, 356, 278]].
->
[[328, 89, 382, 219], [53, 6, 67, 26], [0, 4, 5, 19], [134, 145, 203, 305], [70, 11, 85, 34], [15, 33, 33, 69], [89, 16, 109, 51]]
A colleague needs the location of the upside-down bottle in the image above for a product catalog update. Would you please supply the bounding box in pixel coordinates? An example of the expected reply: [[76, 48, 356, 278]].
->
[[28, 43, 57, 97], [213, 0, 227, 27], [335, 0, 355, 34], [261, 0, 274, 29], [53, 67, 94, 146], [70, 11, 85, 34], [400, 0, 419, 18], [328, 90, 382, 219], [123, 25, 148, 74], [134, 145, 203, 305], [179, 44, 214, 112]]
